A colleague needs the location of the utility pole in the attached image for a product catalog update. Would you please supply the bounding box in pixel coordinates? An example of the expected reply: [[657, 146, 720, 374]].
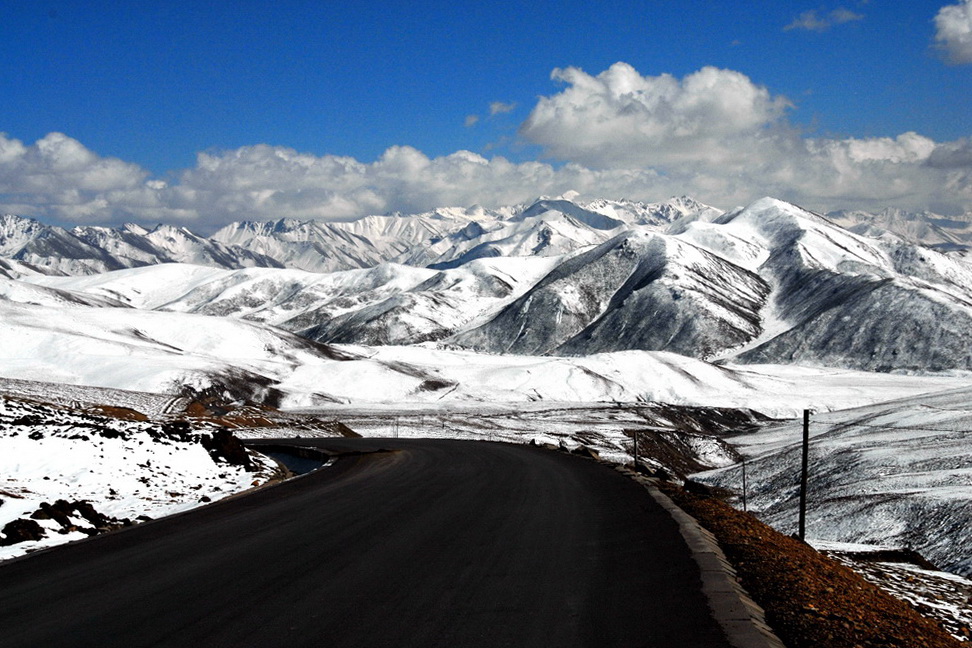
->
[[741, 458, 748, 513], [632, 431, 639, 472], [798, 409, 810, 541]]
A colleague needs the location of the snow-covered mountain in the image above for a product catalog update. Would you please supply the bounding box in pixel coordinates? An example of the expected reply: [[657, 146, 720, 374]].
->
[[210, 196, 720, 272], [0, 195, 722, 277], [10, 194, 972, 375], [827, 207, 972, 253], [0, 214, 282, 276], [709, 199, 972, 371], [454, 197, 972, 369], [459, 228, 769, 357], [2, 270, 964, 414], [20, 196, 972, 372]]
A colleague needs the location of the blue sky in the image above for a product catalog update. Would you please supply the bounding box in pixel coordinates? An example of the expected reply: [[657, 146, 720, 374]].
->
[[0, 1, 970, 229]]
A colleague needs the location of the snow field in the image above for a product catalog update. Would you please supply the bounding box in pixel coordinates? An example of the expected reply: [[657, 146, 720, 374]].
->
[[0, 397, 275, 562]]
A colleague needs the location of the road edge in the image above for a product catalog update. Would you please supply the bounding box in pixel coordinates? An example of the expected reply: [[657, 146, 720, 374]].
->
[[617, 467, 788, 648]]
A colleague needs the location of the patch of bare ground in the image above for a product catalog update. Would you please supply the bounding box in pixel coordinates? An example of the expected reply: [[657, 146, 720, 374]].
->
[[179, 400, 360, 437], [660, 483, 964, 648], [86, 404, 149, 422]]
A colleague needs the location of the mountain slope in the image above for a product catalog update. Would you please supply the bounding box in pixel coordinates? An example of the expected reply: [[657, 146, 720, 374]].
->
[[704, 199, 972, 371], [26, 257, 560, 346], [1, 276, 964, 414], [454, 229, 769, 357], [696, 384, 972, 577]]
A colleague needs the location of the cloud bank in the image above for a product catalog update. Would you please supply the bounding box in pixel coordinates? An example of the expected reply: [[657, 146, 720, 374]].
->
[[935, 0, 972, 64], [0, 63, 970, 231], [520, 63, 971, 216]]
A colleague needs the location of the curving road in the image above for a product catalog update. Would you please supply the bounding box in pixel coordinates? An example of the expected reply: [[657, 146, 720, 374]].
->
[[0, 438, 731, 647]]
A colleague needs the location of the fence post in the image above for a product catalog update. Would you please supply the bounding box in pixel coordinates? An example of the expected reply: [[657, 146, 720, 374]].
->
[[798, 409, 810, 541]]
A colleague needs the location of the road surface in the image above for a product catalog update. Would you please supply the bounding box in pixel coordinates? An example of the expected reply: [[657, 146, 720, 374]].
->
[[0, 438, 731, 647]]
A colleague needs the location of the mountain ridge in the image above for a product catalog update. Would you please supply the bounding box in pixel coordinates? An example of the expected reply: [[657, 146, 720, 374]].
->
[[0, 196, 722, 277], [14, 195, 972, 373]]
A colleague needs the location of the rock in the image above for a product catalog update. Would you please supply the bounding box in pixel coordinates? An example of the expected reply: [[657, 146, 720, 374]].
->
[[683, 479, 717, 496], [1, 518, 46, 545], [73, 501, 110, 528], [30, 500, 74, 528], [571, 445, 601, 460], [159, 420, 192, 442], [200, 428, 253, 470]]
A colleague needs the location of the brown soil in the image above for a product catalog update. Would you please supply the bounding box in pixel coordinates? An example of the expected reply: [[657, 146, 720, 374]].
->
[[660, 483, 964, 648], [179, 402, 361, 436], [86, 405, 149, 422]]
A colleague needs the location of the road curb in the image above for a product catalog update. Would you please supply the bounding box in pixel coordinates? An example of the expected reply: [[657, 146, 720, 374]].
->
[[617, 467, 787, 648]]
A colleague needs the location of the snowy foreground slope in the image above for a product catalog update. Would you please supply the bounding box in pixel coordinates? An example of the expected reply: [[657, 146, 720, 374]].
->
[[0, 395, 277, 561], [695, 386, 972, 578]]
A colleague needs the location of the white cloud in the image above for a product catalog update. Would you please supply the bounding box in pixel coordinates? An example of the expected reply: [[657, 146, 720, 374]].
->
[[170, 144, 667, 227], [464, 114, 480, 127], [784, 8, 864, 31], [935, 0, 972, 64], [489, 101, 516, 116], [785, 10, 830, 31], [519, 63, 972, 215], [0, 134, 682, 231], [0, 132, 181, 223], [830, 8, 865, 24], [520, 63, 792, 170], [0, 62, 969, 231]]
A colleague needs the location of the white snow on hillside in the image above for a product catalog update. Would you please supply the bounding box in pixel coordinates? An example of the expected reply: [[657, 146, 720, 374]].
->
[[0, 396, 275, 562], [23, 257, 562, 347], [695, 386, 972, 577], [0, 276, 964, 417]]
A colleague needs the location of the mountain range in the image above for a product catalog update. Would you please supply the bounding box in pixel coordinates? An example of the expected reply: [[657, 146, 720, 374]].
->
[[0, 195, 717, 278], [6, 195, 972, 373]]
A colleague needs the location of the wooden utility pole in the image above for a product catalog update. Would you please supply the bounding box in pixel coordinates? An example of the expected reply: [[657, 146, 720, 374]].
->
[[741, 458, 748, 513], [798, 409, 810, 541]]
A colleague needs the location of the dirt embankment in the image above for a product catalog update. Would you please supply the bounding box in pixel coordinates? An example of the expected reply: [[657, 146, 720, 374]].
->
[[661, 483, 965, 648]]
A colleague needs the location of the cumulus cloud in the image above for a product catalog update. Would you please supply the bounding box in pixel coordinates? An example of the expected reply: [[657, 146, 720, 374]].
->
[[520, 63, 792, 170], [519, 63, 972, 215], [170, 144, 671, 229], [784, 7, 864, 31], [0, 133, 674, 231], [0, 132, 183, 224], [935, 0, 972, 64], [464, 114, 480, 127], [0, 62, 970, 230]]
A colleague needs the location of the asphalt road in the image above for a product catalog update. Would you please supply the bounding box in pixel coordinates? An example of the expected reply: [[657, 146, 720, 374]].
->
[[0, 438, 731, 647]]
